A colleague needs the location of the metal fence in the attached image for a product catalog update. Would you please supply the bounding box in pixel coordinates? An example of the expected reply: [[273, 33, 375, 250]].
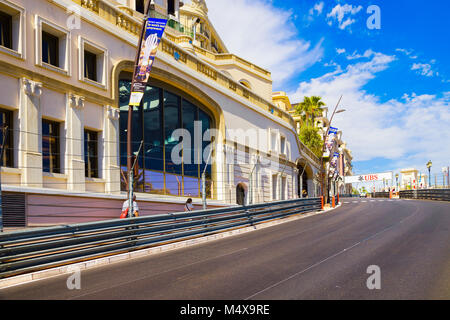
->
[[0, 198, 321, 279], [372, 192, 390, 198], [399, 189, 450, 201]]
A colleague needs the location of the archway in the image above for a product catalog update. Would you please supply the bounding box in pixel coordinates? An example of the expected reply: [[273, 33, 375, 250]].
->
[[297, 160, 314, 198], [236, 183, 246, 205]]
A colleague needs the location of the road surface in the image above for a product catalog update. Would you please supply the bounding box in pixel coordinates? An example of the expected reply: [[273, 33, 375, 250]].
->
[[1, 198, 449, 300]]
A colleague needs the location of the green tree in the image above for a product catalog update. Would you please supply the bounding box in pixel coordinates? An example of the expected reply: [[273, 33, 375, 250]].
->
[[294, 96, 326, 128], [298, 126, 323, 158]]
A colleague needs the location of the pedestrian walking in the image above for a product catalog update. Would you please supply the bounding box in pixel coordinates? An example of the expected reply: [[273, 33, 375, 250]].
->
[[121, 194, 139, 218], [184, 198, 194, 212]]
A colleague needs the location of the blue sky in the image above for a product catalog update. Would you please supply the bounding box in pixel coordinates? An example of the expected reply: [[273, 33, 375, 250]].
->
[[194, 0, 450, 177]]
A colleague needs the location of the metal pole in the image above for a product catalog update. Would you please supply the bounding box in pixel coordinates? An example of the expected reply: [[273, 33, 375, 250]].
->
[[201, 145, 213, 210], [321, 95, 343, 204], [0, 125, 8, 233], [128, 141, 143, 218], [202, 172, 206, 210], [127, 0, 152, 200]]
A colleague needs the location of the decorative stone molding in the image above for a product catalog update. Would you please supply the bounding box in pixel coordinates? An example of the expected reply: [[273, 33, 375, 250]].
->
[[22, 78, 43, 98], [192, 0, 209, 14], [106, 105, 120, 121], [81, 0, 99, 13], [68, 94, 85, 109]]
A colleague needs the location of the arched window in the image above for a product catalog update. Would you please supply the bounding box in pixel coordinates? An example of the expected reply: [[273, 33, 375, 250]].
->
[[118, 72, 213, 198], [220, 70, 233, 79], [239, 79, 252, 90]]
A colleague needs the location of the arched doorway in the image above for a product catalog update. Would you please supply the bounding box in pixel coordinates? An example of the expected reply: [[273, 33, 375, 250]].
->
[[297, 160, 313, 198], [298, 165, 308, 197], [236, 183, 246, 205]]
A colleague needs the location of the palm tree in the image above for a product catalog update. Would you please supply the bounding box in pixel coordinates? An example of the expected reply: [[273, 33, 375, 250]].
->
[[294, 96, 326, 128]]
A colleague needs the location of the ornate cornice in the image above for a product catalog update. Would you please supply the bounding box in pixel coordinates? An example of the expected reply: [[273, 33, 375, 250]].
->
[[22, 78, 43, 98], [68, 94, 85, 109], [106, 105, 119, 121]]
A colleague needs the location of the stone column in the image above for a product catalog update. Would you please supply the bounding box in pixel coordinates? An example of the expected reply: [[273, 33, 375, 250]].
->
[[19, 79, 43, 188], [104, 105, 120, 194], [65, 94, 85, 192]]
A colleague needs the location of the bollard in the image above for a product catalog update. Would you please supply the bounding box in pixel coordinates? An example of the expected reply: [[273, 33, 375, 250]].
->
[[321, 196, 324, 210], [389, 190, 392, 199], [337, 193, 340, 204], [332, 196, 335, 208]]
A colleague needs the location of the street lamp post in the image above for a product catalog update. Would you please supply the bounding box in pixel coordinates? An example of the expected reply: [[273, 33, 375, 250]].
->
[[320, 95, 345, 204], [426, 160, 432, 188]]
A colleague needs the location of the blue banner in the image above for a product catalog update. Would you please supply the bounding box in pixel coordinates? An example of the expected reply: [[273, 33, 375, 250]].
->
[[130, 17, 168, 106]]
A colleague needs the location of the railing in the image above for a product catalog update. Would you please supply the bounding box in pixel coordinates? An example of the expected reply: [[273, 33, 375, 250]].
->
[[399, 189, 450, 201], [373, 192, 390, 198], [0, 198, 321, 279]]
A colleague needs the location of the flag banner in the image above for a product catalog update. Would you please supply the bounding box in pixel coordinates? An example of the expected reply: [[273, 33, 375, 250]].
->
[[344, 172, 393, 184], [325, 127, 338, 153], [330, 152, 339, 168], [129, 17, 167, 106]]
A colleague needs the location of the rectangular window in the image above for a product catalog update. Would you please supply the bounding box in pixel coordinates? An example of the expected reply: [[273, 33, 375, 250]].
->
[[0, 11, 12, 49], [281, 176, 287, 200], [280, 136, 286, 155], [168, 0, 175, 16], [135, 0, 144, 14], [84, 50, 97, 82], [271, 131, 277, 152], [84, 130, 98, 178], [42, 31, 59, 67], [0, 108, 13, 167], [42, 120, 60, 173], [79, 37, 108, 87], [272, 174, 278, 200]]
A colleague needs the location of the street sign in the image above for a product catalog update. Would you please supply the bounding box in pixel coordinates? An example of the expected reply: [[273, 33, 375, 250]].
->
[[344, 172, 393, 184]]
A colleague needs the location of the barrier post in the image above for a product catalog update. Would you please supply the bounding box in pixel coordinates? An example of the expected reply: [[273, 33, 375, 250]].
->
[[332, 196, 335, 208], [321, 196, 324, 210]]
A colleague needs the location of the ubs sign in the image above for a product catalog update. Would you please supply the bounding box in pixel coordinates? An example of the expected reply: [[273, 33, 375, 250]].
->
[[344, 172, 393, 184]]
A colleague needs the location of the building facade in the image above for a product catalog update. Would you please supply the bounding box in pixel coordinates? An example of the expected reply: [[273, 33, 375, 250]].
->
[[0, 0, 321, 227]]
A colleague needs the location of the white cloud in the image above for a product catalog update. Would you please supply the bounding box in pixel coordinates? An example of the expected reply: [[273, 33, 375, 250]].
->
[[346, 49, 376, 60], [411, 63, 434, 77], [201, 0, 324, 84], [289, 51, 450, 172], [326, 4, 363, 30], [309, 2, 324, 16], [395, 48, 418, 59]]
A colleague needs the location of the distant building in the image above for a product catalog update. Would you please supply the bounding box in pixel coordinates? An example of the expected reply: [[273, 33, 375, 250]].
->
[[400, 168, 428, 190]]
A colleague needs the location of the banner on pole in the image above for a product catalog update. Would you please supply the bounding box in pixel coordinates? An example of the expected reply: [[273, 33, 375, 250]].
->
[[344, 172, 393, 184], [324, 127, 338, 157], [129, 17, 167, 106]]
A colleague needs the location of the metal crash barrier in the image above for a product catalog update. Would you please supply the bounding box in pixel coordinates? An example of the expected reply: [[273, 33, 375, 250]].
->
[[399, 189, 450, 201], [0, 198, 321, 279]]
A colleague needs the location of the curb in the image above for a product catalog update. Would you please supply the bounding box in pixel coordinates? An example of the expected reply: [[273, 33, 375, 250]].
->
[[0, 204, 342, 290]]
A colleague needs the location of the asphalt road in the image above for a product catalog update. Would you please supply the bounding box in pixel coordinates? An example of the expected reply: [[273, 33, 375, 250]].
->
[[1, 198, 449, 300]]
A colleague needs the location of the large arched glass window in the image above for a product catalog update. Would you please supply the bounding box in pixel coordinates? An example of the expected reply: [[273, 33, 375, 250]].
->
[[119, 73, 213, 198]]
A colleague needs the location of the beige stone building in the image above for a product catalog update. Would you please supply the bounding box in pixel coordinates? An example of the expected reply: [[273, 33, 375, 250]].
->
[[0, 0, 321, 227]]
